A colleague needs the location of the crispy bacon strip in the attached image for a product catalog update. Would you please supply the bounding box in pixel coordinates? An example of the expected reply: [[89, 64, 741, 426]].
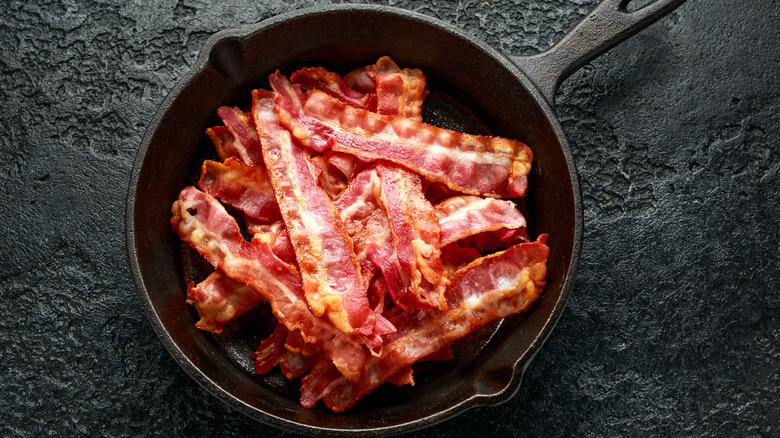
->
[[280, 350, 318, 379], [171, 187, 371, 380], [376, 163, 448, 310], [344, 66, 376, 94], [186, 272, 265, 334], [198, 158, 280, 222], [460, 230, 528, 253], [252, 323, 289, 374], [311, 154, 348, 199], [351, 208, 393, 288], [367, 56, 427, 122], [333, 166, 382, 235], [291, 66, 375, 110], [325, 150, 363, 181], [440, 243, 483, 274], [435, 195, 527, 246], [205, 107, 263, 166], [273, 79, 531, 197], [253, 88, 386, 340], [300, 237, 549, 411]]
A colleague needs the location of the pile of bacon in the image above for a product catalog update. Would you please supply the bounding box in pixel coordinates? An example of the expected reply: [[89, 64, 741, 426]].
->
[[171, 56, 549, 412]]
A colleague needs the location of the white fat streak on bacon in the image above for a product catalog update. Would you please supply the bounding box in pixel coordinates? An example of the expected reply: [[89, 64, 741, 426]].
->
[[198, 158, 281, 223], [300, 237, 549, 411], [376, 163, 449, 310], [435, 195, 527, 246], [186, 271, 265, 334], [205, 107, 264, 166], [253, 88, 380, 340], [171, 187, 371, 380], [274, 84, 532, 197]]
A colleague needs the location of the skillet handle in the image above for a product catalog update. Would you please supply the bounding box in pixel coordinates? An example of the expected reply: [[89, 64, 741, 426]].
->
[[509, 0, 685, 106]]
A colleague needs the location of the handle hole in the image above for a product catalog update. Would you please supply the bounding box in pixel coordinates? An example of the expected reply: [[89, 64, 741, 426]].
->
[[621, 0, 655, 12]]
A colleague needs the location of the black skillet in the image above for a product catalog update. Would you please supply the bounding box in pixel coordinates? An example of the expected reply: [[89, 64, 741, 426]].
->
[[126, 0, 686, 435]]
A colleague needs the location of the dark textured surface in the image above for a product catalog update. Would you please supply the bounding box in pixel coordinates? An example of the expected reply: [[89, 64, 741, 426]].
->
[[2, 0, 778, 436]]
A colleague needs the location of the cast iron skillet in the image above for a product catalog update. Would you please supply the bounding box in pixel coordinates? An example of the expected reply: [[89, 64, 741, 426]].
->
[[126, 0, 685, 435]]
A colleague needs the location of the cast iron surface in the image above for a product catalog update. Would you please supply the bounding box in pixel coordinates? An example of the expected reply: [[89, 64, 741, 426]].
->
[[2, 0, 779, 436]]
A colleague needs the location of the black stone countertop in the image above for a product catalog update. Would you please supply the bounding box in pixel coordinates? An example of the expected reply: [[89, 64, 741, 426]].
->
[[2, 0, 778, 436]]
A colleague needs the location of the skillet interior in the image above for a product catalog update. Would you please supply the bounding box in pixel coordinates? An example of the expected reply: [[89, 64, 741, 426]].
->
[[128, 5, 581, 435]]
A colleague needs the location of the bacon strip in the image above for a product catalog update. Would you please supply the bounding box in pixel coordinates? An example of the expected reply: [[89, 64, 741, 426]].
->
[[440, 243, 483, 274], [311, 154, 348, 199], [252, 323, 289, 374], [205, 107, 263, 166], [333, 166, 382, 235], [273, 82, 532, 198], [171, 187, 371, 380], [435, 195, 527, 246], [198, 158, 281, 223], [186, 272, 265, 334], [367, 56, 427, 122], [325, 150, 363, 182], [253, 88, 386, 341], [376, 163, 448, 310], [344, 66, 376, 94], [280, 350, 318, 379], [351, 208, 393, 288], [291, 66, 375, 110], [300, 237, 549, 411]]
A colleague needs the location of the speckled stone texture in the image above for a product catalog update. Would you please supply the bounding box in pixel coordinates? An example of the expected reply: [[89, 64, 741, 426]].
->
[[2, 0, 778, 436]]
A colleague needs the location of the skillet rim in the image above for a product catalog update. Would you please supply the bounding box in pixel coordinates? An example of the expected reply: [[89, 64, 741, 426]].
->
[[125, 4, 584, 435]]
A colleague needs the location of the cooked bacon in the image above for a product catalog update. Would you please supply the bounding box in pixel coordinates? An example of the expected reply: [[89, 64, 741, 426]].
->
[[376, 163, 448, 310], [420, 344, 454, 362], [351, 208, 393, 288], [366, 272, 388, 314], [273, 85, 532, 198], [300, 357, 345, 408], [440, 243, 482, 274], [198, 158, 280, 223], [242, 219, 297, 265], [423, 180, 459, 205], [386, 366, 414, 386], [205, 107, 263, 166], [280, 350, 318, 379], [186, 271, 265, 334], [252, 323, 289, 374], [171, 187, 372, 380], [460, 230, 529, 253], [300, 237, 549, 411], [367, 56, 427, 122], [311, 154, 348, 198], [254, 88, 388, 340], [333, 166, 382, 235], [246, 218, 284, 245], [291, 66, 375, 110], [269, 228, 296, 265], [344, 66, 376, 94], [435, 195, 527, 246], [325, 150, 364, 182], [285, 329, 322, 357]]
